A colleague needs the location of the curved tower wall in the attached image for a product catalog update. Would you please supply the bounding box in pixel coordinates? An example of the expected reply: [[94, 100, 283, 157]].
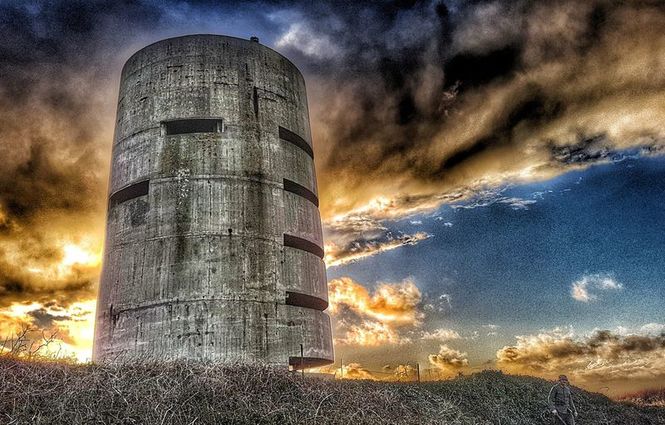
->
[[93, 35, 333, 368]]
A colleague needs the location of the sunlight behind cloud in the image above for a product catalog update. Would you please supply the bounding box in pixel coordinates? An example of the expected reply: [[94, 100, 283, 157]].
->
[[0, 237, 101, 362], [328, 277, 424, 346], [0, 300, 96, 362], [61, 242, 102, 268], [328, 277, 423, 325]]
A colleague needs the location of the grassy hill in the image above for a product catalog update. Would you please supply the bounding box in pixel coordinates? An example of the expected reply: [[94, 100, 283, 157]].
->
[[1, 358, 663, 424], [620, 388, 665, 408]]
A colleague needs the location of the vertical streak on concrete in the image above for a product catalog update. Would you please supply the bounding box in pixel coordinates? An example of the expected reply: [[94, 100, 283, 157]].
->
[[93, 35, 333, 368]]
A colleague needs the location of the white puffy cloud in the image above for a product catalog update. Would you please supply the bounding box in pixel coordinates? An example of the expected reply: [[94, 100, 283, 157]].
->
[[275, 22, 342, 60], [328, 277, 423, 346], [421, 328, 461, 342], [428, 345, 469, 372], [571, 273, 623, 302]]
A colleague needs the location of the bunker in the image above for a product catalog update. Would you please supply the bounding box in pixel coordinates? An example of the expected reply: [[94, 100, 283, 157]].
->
[[93, 34, 333, 369]]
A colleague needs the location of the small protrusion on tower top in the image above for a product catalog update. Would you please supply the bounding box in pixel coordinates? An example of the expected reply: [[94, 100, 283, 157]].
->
[[250, 36, 259, 43]]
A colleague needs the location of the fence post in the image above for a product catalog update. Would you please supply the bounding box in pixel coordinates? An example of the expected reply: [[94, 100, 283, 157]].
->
[[300, 344, 305, 378], [416, 363, 420, 382]]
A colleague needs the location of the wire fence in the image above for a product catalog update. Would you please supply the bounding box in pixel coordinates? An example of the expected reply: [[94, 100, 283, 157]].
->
[[299, 360, 470, 383]]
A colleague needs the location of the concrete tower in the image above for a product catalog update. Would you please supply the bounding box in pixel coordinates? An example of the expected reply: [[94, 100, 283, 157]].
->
[[93, 35, 333, 369]]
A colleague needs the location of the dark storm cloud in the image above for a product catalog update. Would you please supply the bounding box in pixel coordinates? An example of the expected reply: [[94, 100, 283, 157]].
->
[[0, 250, 96, 308], [0, 0, 176, 309], [3, 0, 662, 252], [27, 308, 72, 329], [271, 0, 665, 219], [550, 135, 611, 165], [0, 143, 99, 224]]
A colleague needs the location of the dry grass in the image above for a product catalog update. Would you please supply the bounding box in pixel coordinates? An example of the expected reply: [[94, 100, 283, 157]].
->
[[0, 357, 663, 425], [0, 358, 464, 425], [620, 388, 665, 408], [422, 371, 664, 424]]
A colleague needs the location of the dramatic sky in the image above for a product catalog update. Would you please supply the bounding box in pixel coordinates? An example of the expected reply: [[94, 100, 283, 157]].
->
[[1, 0, 664, 396]]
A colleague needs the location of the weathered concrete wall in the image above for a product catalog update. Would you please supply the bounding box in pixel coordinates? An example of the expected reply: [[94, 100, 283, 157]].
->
[[93, 35, 333, 368]]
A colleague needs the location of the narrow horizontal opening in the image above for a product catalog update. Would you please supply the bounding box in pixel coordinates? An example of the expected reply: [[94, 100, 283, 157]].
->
[[283, 179, 319, 207], [109, 180, 149, 207], [286, 291, 328, 311], [163, 119, 222, 135], [279, 126, 313, 158], [283, 234, 324, 259], [289, 356, 333, 370]]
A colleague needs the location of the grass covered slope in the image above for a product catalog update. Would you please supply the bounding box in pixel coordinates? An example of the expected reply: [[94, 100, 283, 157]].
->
[[620, 388, 665, 407], [1, 358, 663, 425]]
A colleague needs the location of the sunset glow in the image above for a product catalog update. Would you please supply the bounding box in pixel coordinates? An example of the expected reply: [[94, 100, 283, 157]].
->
[[1, 0, 664, 398]]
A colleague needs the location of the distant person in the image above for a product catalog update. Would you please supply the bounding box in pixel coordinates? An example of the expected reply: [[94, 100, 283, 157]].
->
[[548, 375, 578, 424]]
